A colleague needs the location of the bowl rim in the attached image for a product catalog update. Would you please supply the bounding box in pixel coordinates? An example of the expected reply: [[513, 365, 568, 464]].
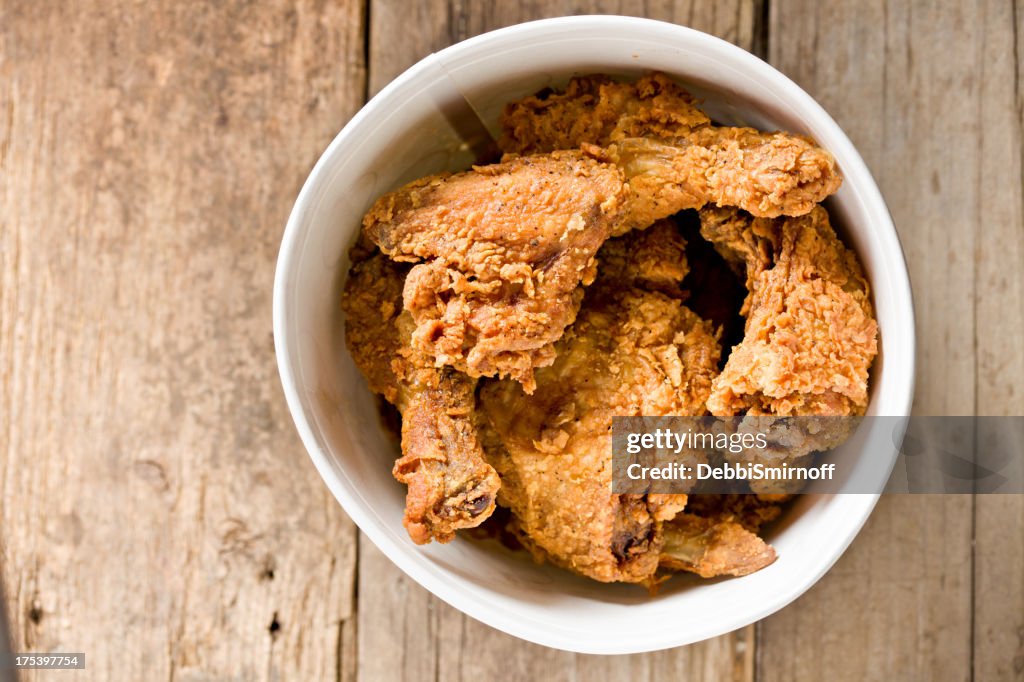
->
[[274, 15, 916, 654]]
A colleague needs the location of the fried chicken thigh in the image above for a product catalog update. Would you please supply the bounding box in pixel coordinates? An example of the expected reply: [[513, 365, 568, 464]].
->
[[699, 206, 878, 417], [342, 243, 499, 544], [478, 222, 721, 583]]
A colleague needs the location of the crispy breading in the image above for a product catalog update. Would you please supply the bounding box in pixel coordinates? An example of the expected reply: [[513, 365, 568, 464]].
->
[[364, 128, 838, 389], [660, 516, 777, 578], [591, 132, 841, 226], [500, 73, 711, 154], [660, 495, 789, 578], [700, 206, 878, 417], [502, 73, 842, 220], [342, 245, 500, 544], [364, 151, 629, 392], [478, 223, 721, 583], [594, 217, 689, 294]]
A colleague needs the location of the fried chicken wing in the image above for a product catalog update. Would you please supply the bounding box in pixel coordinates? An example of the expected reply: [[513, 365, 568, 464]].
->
[[364, 151, 629, 393], [699, 206, 877, 417], [365, 131, 838, 390], [342, 244, 499, 544], [478, 222, 721, 583], [597, 131, 840, 227], [502, 73, 842, 219]]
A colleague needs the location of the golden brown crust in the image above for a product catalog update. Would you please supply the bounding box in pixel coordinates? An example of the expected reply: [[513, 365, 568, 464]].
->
[[660, 515, 777, 578], [594, 217, 689, 294], [659, 494, 789, 578], [340, 240, 409, 404], [500, 73, 711, 154], [591, 133, 841, 227], [363, 75, 841, 392], [699, 206, 878, 417], [478, 224, 721, 583], [502, 73, 842, 221], [363, 151, 629, 392], [342, 250, 500, 544]]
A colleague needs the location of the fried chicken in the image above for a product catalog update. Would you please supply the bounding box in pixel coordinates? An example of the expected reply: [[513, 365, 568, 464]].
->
[[342, 243, 499, 544], [502, 73, 842, 220], [500, 73, 711, 153], [364, 151, 629, 393], [595, 132, 840, 227], [364, 111, 839, 390], [660, 494, 788, 578], [478, 222, 721, 583], [344, 71, 873, 580], [699, 206, 878, 417]]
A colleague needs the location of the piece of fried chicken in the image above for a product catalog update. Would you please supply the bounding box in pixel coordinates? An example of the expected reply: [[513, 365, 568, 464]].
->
[[699, 206, 878, 417], [500, 73, 711, 153], [501, 73, 842, 220], [342, 241, 500, 544], [697, 207, 877, 492], [365, 106, 839, 391], [660, 494, 789, 578], [478, 222, 721, 583], [364, 151, 629, 393]]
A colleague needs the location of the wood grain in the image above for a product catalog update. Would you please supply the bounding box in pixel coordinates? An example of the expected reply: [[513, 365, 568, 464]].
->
[[367, 0, 765, 95], [2, 2, 1022, 680], [973, 0, 1024, 679], [359, 3, 761, 681], [0, 2, 365, 679], [760, 1, 1019, 680]]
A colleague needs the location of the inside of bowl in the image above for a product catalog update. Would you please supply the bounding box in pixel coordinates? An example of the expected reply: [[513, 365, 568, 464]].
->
[[279, 20, 911, 651]]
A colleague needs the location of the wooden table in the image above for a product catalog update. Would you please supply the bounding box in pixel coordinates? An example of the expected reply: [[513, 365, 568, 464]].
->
[[2, 2, 1022, 679]]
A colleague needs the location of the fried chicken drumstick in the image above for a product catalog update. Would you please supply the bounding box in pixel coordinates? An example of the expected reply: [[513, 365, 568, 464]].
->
[[478, 222, 721, 583], [342, 242, 500, 544], [363, 75, 841, 391]]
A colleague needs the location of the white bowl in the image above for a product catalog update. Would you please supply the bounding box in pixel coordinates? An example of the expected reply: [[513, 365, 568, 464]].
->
[[274, 16, 915, 654]]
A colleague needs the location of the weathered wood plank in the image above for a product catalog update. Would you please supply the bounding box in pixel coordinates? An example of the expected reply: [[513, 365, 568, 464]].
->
[[973, 1, 1024, 680], [759, 1, 987, 679], [368, 0, 765, 95], [0, 2, 365, 679], [360, 3, 760, 680]]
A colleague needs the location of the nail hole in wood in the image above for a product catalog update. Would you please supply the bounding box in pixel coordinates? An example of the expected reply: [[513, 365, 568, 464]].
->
[[268, 612, 281, 639], [260, 555, 276, 582]]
